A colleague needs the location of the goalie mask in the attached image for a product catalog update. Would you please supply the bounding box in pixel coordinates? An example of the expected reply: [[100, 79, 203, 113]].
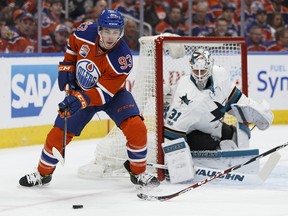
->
[[98, 9, 124, 49], [190, 48, 214, 90]]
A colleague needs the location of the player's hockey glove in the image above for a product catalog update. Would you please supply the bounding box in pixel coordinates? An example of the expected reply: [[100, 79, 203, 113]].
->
[[58, 62, 77, 91], [58, 91, 90, 117]]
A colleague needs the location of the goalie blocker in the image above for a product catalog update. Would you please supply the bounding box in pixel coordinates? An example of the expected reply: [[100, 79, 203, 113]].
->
[[162, 138, 195, 184]]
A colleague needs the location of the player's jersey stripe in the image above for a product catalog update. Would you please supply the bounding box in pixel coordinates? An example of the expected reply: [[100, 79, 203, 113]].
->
[[106, 54, 131, 75], [97, 82, 114, 97], [73, 33, 95, 45], [95, 87, 106, 104], [66, 47, 77, 55], [164, 126, 186, 140]]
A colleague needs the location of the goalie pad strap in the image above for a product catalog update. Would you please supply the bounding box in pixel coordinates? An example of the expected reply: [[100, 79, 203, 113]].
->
[[233, 105, 248, 123], [235, 123, 250, 148]]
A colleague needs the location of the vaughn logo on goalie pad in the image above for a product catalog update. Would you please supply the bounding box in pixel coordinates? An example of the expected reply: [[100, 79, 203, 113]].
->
[[192, 148, 260, 174], [195, 168, 245, 182]]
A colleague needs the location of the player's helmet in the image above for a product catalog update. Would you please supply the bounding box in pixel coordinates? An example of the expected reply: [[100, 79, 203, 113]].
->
[[98, 9, 124, 30], [190, 48, 214, 90]]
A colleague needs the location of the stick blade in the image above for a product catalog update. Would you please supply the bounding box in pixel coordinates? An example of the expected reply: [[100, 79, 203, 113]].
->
[[137, 193, 167, 201], [258, 152, 281, 181], [52, 147, 65, 166]]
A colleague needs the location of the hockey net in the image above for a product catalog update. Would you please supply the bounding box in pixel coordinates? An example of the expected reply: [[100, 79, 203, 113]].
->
[[78, 35, 248, 180]]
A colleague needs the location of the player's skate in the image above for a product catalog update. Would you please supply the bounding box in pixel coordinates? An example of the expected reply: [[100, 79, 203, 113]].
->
[[19, 171, 52, 187], [124, 160, 160, 189]]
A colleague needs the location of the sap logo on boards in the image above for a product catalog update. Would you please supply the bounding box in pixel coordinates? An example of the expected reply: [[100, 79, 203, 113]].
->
[[258, 64, 288, 98], [11, 65, 58, 117]]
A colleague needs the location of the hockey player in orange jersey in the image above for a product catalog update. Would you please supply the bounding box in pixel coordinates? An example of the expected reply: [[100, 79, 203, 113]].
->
[[19, 9, 160, 188]]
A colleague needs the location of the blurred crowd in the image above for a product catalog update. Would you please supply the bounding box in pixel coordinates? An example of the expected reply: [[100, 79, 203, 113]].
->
[[0, 0, 288, 53]]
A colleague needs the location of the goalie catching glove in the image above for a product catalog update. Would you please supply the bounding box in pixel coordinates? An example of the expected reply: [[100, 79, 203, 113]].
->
[[231, 100, 273, 131], [58, 90, 90, 117]]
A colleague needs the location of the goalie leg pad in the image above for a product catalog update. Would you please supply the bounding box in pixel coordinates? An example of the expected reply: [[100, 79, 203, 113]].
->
[[162, 138, 195, 184]]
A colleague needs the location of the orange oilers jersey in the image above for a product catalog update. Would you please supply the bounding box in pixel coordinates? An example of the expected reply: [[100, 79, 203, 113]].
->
[[64, 22, 133, 106]]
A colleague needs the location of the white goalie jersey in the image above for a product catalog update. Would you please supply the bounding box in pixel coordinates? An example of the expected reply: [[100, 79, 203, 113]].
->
[[164, 64, 239, 139], [164, 64, 273, 144]]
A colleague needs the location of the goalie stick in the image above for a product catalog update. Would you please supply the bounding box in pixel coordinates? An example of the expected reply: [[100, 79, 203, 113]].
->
[[52, 84, 69, 166], [137, 142, 288, 201]]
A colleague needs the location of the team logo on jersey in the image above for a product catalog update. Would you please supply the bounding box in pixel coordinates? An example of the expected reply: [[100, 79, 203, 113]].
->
[[179, 94, 191, 105], [79, 44, 90, 58], [210, 101, 226, 122], [76, 59, 100, 90]]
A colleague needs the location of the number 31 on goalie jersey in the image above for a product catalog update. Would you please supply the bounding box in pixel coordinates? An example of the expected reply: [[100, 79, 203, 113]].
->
[[167, 108, 182, 122]]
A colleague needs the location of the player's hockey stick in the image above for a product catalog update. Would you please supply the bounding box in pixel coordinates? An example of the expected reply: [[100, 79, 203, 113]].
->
[[52, 84, 69, 166], [137, 142, 288, 201]]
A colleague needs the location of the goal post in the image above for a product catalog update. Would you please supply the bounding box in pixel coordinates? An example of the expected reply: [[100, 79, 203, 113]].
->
[[78, 35, 248, 181]]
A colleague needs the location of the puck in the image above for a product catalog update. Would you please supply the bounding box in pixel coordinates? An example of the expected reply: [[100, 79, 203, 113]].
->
[[73, 205, 83, 209]]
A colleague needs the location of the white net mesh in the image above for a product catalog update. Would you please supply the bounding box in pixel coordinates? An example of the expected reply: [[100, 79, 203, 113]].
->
[[78, 35, 247, 179]]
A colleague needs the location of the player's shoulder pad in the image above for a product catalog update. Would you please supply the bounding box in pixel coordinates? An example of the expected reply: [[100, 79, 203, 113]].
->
[[107, 39, 133, 74], [73, 22, 98, 43]]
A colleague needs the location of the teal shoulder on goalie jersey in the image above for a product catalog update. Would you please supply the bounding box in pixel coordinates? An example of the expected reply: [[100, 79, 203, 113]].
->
[[163, 126, 186, 141]]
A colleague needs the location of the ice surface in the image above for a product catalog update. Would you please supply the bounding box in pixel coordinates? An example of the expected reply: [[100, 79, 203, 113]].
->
[[0, 125, 287, 216]]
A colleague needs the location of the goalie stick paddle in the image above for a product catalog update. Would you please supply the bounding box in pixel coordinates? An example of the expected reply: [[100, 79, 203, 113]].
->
[[137, 142, 288, 201]]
